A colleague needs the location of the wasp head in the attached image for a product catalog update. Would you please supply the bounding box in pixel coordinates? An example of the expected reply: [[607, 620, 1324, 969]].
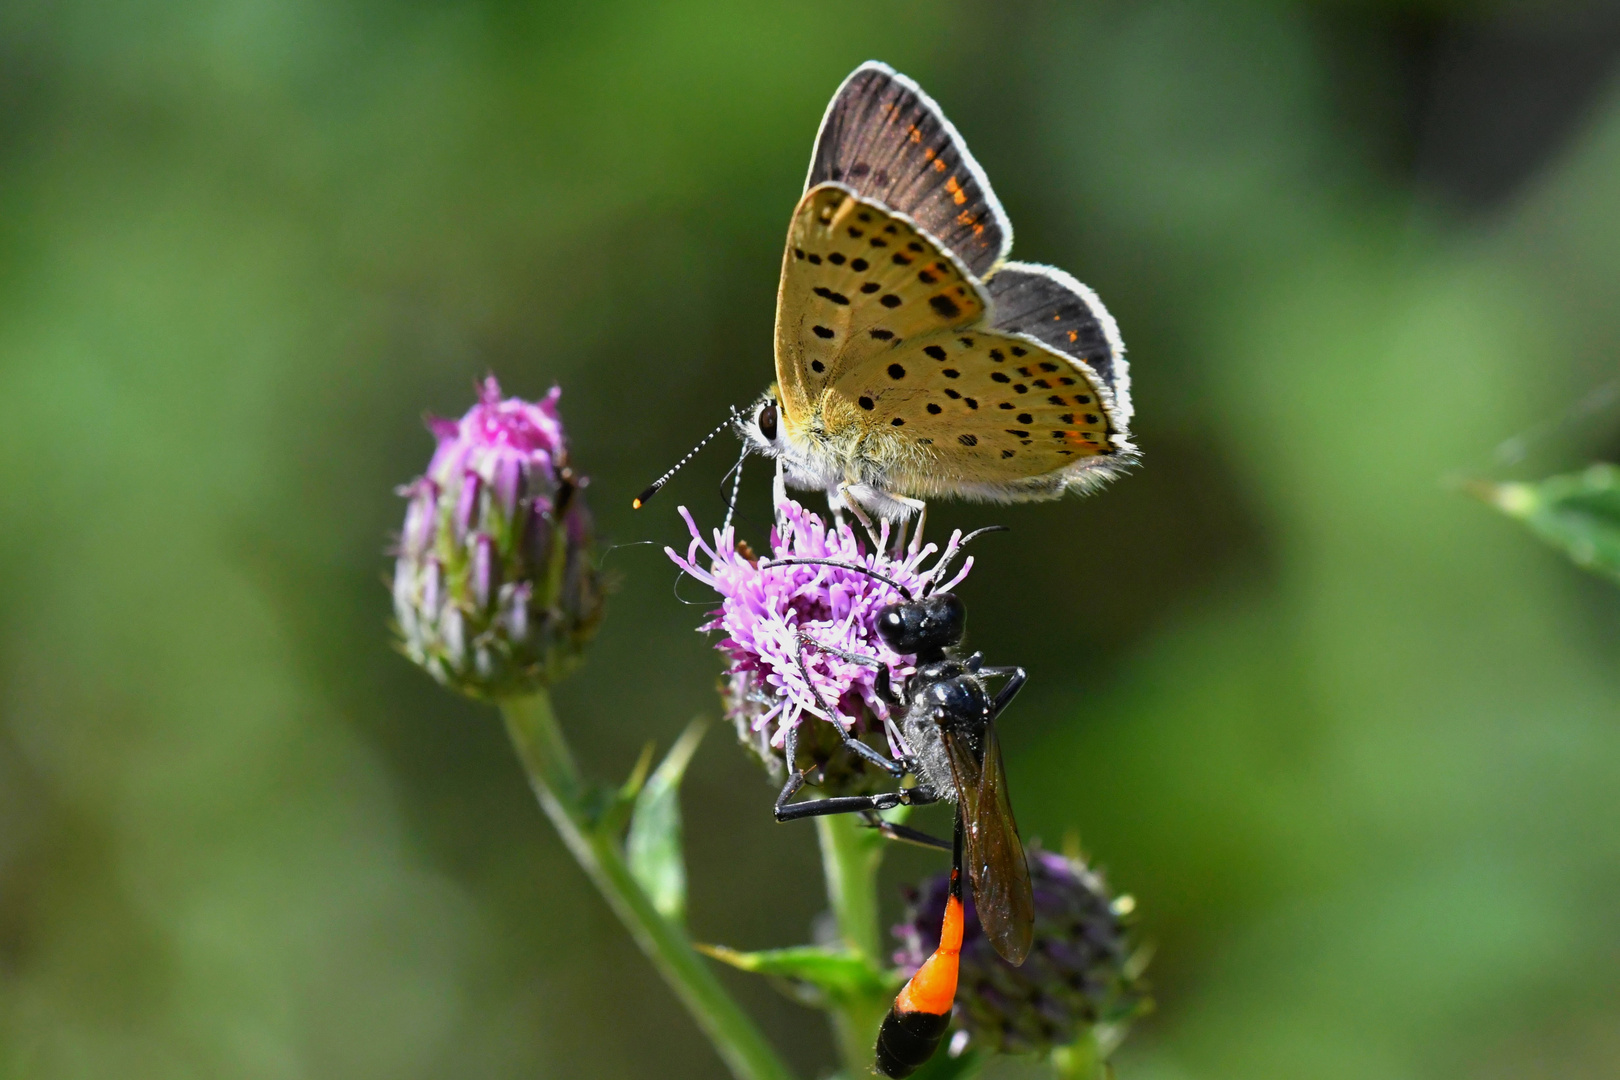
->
[[876, 592, 965, 659]]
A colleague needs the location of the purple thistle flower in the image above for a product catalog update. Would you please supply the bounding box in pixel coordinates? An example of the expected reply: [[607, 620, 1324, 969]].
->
[[892, 846, 1148, 1058], [666, 498, 974, 788], [393, 377, 604, 698]]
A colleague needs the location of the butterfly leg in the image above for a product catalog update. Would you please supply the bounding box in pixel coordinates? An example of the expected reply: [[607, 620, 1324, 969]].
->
[[823, 487, 849, 530], [773, 459, 792, 530], [895, 499, 927, 557], [835, 482, 881, 547]]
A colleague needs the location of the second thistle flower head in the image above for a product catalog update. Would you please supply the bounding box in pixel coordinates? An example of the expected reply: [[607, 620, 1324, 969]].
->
[[393, 377, 604, 698], [667, 500, 974, 793], [893, 846, 1148, 1057]]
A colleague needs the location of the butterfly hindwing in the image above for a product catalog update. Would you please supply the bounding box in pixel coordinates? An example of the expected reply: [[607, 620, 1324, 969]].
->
[[832, 324, 1126, 494], [806, 61, 1011, 279], [775, 185, 989, 425], [984, 262, 1131, 427]]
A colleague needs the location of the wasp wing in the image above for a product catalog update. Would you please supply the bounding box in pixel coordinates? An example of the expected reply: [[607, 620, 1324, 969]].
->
[[942, 719, 1034, 965]]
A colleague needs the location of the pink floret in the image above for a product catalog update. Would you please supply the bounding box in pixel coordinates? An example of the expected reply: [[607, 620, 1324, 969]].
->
[[426, 377, 565, 489]]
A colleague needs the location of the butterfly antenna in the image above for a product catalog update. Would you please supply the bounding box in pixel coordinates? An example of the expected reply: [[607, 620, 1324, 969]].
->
[[721, 443, 747, 534], [633, 409, 739, 510], [927, 525, 1010, 592]]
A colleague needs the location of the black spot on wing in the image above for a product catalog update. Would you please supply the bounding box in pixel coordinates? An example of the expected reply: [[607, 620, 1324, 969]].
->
[[984, 265, 1123, 398], [806, 63, 1008, 277]]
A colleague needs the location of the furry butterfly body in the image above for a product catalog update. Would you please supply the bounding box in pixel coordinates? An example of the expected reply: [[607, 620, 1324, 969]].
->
[[740, 61, 1135, 523]]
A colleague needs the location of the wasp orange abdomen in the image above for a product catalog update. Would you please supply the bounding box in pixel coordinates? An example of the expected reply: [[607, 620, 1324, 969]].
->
[[875, 890, 963, 1077]]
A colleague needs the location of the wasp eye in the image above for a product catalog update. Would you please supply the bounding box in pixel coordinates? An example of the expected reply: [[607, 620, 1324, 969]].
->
[[758, 404, 778, 441]]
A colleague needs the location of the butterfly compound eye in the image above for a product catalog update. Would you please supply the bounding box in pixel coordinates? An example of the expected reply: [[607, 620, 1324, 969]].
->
[[758, 403, 778, 441]]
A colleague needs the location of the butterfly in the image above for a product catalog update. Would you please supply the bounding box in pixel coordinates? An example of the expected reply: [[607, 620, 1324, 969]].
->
[[738, 61, 1135, 526]]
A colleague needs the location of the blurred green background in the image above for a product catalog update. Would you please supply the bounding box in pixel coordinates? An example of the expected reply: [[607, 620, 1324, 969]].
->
[[4, 1, 1620, 1077]]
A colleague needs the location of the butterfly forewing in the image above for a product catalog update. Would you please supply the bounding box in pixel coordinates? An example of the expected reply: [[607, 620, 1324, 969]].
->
[[775, 185, 988, 424], [807, 62, 1011, 278], [942, 719, 1034, 965]]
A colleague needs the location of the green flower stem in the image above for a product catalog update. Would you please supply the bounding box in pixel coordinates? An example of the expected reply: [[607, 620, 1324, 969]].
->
[[501, 692, 797, 1080], [1051, 1028, 1113, 1080], [815, 814, 893, 1076]]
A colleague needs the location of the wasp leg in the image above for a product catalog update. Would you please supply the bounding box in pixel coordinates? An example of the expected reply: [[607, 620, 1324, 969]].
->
[[773, 721, 812, 818], [874, 664, 908, 710], [795, 641, 906, 777], [798, 633, 884, 669], [797, 632, 908, 710], [976, 665, 1028, 718], [771, 722, 909, 819], [774, 723, 944, 838], [859, 809, 952, 851], [774, 784, 934, 823]]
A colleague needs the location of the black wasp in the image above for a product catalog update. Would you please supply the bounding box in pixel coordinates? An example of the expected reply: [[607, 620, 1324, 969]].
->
[[762, 532, 1036, 1078]]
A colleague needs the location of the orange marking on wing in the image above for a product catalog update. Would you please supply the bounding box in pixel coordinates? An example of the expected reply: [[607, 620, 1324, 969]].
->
[[956, 211, 977, 226], [908, 125, 923, 144], [933, 157, 947, 172], [1068, 330, 1079, 342], [973, 224, 984, 237], [894, 895, 964, 1016], [923, 146, 936, 160]]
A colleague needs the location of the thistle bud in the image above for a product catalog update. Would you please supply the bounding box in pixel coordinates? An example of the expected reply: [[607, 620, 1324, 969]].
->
[[892, 847, 1147, 1057], [393, 377, 604, 698]]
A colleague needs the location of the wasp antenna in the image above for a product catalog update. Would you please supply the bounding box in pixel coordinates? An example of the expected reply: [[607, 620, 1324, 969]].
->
[[762, 557, 914, 601], [633, 409, 739, 509], [926, 524, 1010, 594]]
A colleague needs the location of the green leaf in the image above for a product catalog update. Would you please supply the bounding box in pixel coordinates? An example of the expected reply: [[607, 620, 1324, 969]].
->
[[596, 741, 656, 838], [626, 719, 706, 924], [696, 943, 891, 1004], [1478, 464, 1620, 583]]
